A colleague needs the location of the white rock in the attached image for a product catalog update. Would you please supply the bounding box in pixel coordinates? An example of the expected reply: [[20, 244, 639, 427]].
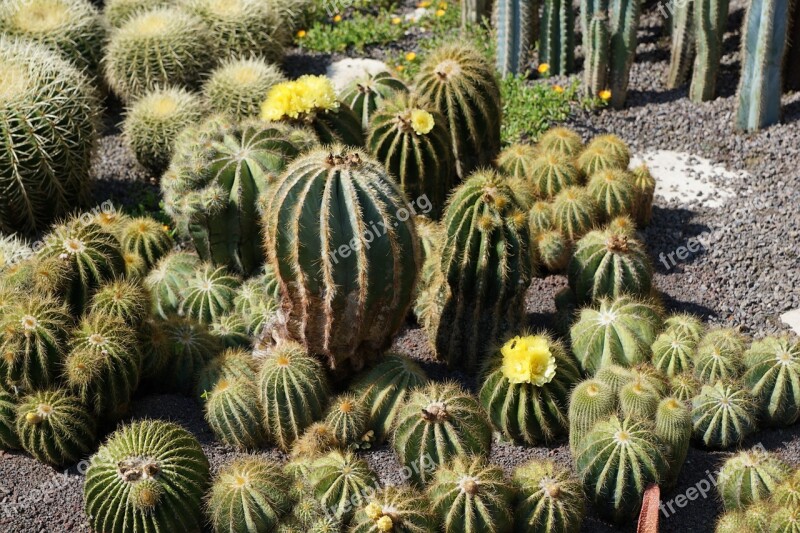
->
[[781, 309, 800, 336], [326, 58, 389, 93], [405, 7, 430, 21]]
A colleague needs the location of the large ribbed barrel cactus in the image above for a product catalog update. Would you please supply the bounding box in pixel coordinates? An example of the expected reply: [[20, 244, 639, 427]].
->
[[263, 145, 420, 373]]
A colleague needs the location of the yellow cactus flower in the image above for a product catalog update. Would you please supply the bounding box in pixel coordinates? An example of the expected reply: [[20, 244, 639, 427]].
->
[[391, 16, 402, 24], [537, 63, 550, 74], [599, 89, 612, 100], [333, 14, 342, 22], [296, 29, 306, 38], [500, 335, 557, 385], [439, 1, 448, 8], [410, 109, 434, 135], [364, 502, 383, 520], [376, 515, 394, 532], [405, 51, 417, 61], [553, 85, 564, 94], [418, 1, 431, 7], [435, 8, 445, 16], [260, 75, 339, 121]]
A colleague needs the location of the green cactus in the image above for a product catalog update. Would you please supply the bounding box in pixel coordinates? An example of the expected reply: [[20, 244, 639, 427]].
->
[[342, 70, 409, 129], [513, 459, 585, 533], [208, 457, 292, 533], [630, 164, 656, 227], [568, 378, 617, 453], [138, 317, 170, 385], [480, 333, 581, 445], [669, 372, 701, 402], [367, 92, 454, 219], [529, 153, 580, 199], [0, 385, 19, 450], [494, 0, 539, 76], [89, 279, 151, 326], [694, 327, 746, 383], [233, 269, 280, 335], [145, 250, 201, 319], [534, 230, 571, 273], [689, 0, 730, 101], [461, 0, 490, 26], [419, 170, 531, 371], [743, 335, 800, 426], [770, 508, 800, 533], [629, 364, 671, 396], [551, 186, 599, 241], [179, 262, 240, 324], [594, 363, 635, 394], [772, 471, 800, 507], [84, 420, 210, 533], [263, 146, 419, 374], [0, 38, 99, 234], [607, 0, 641, 108], [691, 381, 756, 449], [413, 215, 445, 321], [393, 382, 492, 486], [584, 13, 610, 99], [0, 254, 73, 297], [205, 375, 267, 449], [528, 201, 555, 237], [575, 415, 668, 524], [290, 422, 340, 460], [161, 317, 222, 395], [538, 127, 584, 158], [606, 214, 637, 237], [429, 456, 514, 533], [104, 0, 173, 27], [120, 217, 173, 271], [654, 397, 692, 489], [323, 393, 368, 448], [666, 0, 695, 89], [17, 389, 96, 465], [588, 134, 632, 167], [351, 486, 435, 533], [652, 330, 697, 377], [664, 312, 706, 342], [618, 379, 660, 419], [258, 341, 330, 451], [717, 448, 790, 510], [586, 168, 636, 221], [497, 143, 538, 179], [203, 56, 285, 120], [308, 450, 378, 523], [415, 44, 501, 180], [540, 0, 575, 75], [210, 312, 251, 347], [194, 347, 257, 403]]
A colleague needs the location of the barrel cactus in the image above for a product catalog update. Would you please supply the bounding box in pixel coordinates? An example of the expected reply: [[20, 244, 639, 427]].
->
[[513, 459, 585, 533], [145, 251, 201, 319], [194, 347, 257, 402], [743, 335, 800, 426], [651, 329, 697, 377], [323, 393, 369, 449], [179, 262, 241, 324], [669, 372, 701, 402], [104, 0, 173, 27], [664, 312, 705, 342], [161, 317, 221, 395], [631, 164, 656, 226], [351, 486, 435, 533], [654, 397, 692, 489], [209, 312, 250, 348], [0, 385, 19, 450], [120, 217, 173, 271], [232, 269, 280, 335], [84, 420, 210, 533], [529, 153, 580, 199], [342, 70, 409, 129], [497, 143, 537, 180], [691, 381, 756, 449], [551, 186, 599, 241], [586, 168, 636, 221], [694, 327, 746, 384], [717, 449, 790, 510], [203, 56, 285, 120], [205, 376, 267, 449], [528, 201, 555, 237], [308, 450, 378, 523], [618, 379, 660, 420], [568, 378, 617, 453], [538, 127, 584, 158], [534, 230, 571, 273]]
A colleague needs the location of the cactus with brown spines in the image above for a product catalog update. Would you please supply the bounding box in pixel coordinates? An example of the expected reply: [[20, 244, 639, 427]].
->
[[308, 450, 378, 523], [605, 214, 637, 237], [538, 127, 584, 158], [551, 186, 599, 241], [351, 486, 435, 533], [691, 381, 757, 449], [655, 397, 692, 489], [179, 262, 241, 324], [588, 134, 631, 166], [342, 70, 409, 129], [203, 56, 286, 120], [631, 164, 656, 227], [743, 335, 800, 426], [586, 168, 636, 221], [717, 448, 791, 510], [529, 153, 581, 199], [694, 327, 747, 384], [669, 372, 701, 402], [528, 200, 555, 237], [290, 422, 340, 459], [534, 230, 571, 273], [497, 143, 538, 180], [0, 254, 73, 299], [513, 459, 585, 533], [144, 251, 200, 319], [322, 393, 368, 449], [0, 385, 20, 450], [568, 378, 617, 453], [652, 330, 697, 377], [205, 376, 267, 449], [194, 347, 257, 403], [89, 279, 151, 326], [161, 317, 222, 395]]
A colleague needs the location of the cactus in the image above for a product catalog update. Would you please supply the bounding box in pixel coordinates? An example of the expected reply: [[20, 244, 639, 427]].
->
[[691, 381, 756, 449], [210, 312, 251, 347], [669, 372, 701, 402], [595, 364, 635, 394], [89, 279, 151, 326], [393, 382, 492, 486], [607, 0, 641, 108], [655, 397, 692, 489], [17, 389, 96, 465], [291, 422, 340, 459], [619, 379, 660, 419], [735, 0, 791, 130], [694, 328, 746, 383], [540, 0, 575, 75], [0, 294, 71, 391], [584, 13, 610, 98], [0, 234, 32, 273], [586, 168, 636, 221], [413, 216, 445, 321], [104, 0, 173, 27], [534, 230, 571, 273], [773, 471, 800, 507], [1, 254, 73, 297], [161, 318, 221, 395], [429, 456, 514, 533], [717, 449, 790, 510], [606, 214, 637, 237], [203, 56, 285, 120], [462, 0, 491, 26], [84, 420, 210, 533], [630, 163, 656, 226], [538, 127, 584, 158], [551, 186, 599, 241], [323, 393, 368, 448], [529, 153, 580, 199], [104, 7, 215, 102], [479, 333, 581, 445], [652, 330, 697, 377], [497, 143, 538, 179], [122, 87, 205, 175], [666, 0, 695, 88], [575, 416, 667, 524], [0, 38, 99, 234], [208, 457, 292, 533], [367, 92, 454, 219], [342, 70, 409, 129], [568, 378, 617, 453], [588, 134, 632, 167], [145, 251, 201, 319], [351, 486, 435, 533], [205, 376, 267, 449], [263, 146, 419, 373], [119, 217, 173, 271], [415, 44, 501, 180], [493, 0, 539, 76], [0, 385, 19, 450], [309, 450, 378, 523], [258, 341, 330, 451], [528, 201, 555, 237], [513, 459, 585, 533], [664, 313, 705, 342], [689, 0, 730, 101], [194, 347, 257, 402], [743, 335, 800, 426], [770, 508, 800, 533], [138, 317, 170, 384], [233, 269, 280, 335], [419, 170, 531, 371], [179, 263, 241, 324]]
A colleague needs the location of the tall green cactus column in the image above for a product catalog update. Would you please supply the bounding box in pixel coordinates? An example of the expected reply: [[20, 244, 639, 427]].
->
[[785, 4, 800, 90], [735, 0, 791, 130], [581, 0, 608, 53], [494, 0, 539, 76], [609, 0, 641, 108], [689, 0, 730, 101], [584, 13, 611, 97], [666, 0, 695, 89], [540, 0, 575, 74], [463, 0, 490, 26]]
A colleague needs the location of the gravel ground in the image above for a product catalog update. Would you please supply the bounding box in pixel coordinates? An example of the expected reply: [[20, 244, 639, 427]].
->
[[2, 2, 799, 532]]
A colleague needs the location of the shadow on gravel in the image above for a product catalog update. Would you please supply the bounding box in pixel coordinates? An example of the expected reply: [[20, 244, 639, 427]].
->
[[658, 293, 718, 321], [643, 207, 713, 274]]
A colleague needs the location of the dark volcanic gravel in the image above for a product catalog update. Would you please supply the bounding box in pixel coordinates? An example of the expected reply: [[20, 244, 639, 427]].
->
[[3, 1, 800, 532]]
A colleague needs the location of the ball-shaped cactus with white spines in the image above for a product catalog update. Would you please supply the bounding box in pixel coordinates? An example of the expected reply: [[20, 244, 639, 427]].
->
[[743, 335, 800, 426], [717, 448, 791, 510], [691, 381, 756, 449], [513, 459, 585, 533], [203, 56, 286, 120]]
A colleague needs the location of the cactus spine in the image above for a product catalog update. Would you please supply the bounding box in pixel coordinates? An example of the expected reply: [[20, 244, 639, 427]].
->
[[341, 70, 408, 129], [584, 13, 610, 98], [631, 163, 656, 226], [513, 459, 585, 533], [717, 449, 791, 510], [608, 0, 641, 108], [120, 217, 173, 271], [689, 0, 730, 101], [691, 381, 756, 449], [743, 335, 800, 426], [494, 0, 539, 76], [497, 143, 538, 179], [194, 347, 257, 403], [205, 376, 267, 449], [667, 0, 695, 88], [694, 328, 746, 383], [540, 0, 575, 75]]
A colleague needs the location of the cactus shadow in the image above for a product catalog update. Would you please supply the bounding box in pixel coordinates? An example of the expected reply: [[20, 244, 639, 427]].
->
[[642, 206, 714, 274], [656, 293, 718, 322]]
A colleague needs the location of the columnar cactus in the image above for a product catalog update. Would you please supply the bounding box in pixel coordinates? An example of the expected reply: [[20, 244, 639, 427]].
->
[[0, 38, 99, 234], [694, 327, 746, 383], [419, 170, 531, 371], [428, 456, 514, 533], [393, 382, 492, 485], [575, 416, 667, 524], [586, 168, 636, 221], [161, 318, 221, 395], [666, 0, 695, 88], [538, 127, 584, 158], [84, 420, 210, 533], [568, 378, 616, 453], [655, 397, 692, 489], [415, 44, 501, 179], [257, 341, 330, 450], [539, 0, 575, 75], [631, 163, 656, 226], [479, 333, 581, 445], [203, 56, 286, 120], [263, 146, 419, 373], [691, 381, 756, 449], [208, 458, 292, 533], [551, 186, 599, 241], [0, 385, 19, 450], [512, 459, 585, 533], [308, 450, 378, 523], [743, 335, 800, 426], [179, 263, 241, 324], [367, 92, 455, 219], [607, 0, 641, 108], [17, 389, 96, 465], [652, 330, 697, 377], [493, 0, 539, 76], [351, 486, 435, 533], [342, 70, 409, 129], [584, 13, 610, 98], [717, 449, 791, 510], [323, 393, 368, 448], [145, 251, 201, 319], [205, 376, 267, 449], [530, 153, 580, 199], [689, 0, 730, 101]]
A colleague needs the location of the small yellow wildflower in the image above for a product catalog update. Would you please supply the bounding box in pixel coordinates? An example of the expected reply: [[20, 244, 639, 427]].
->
[[376, 515, 394, 532], [296, 29, 306, 38], [405, 51, 417, 61], [439, 1, 448, 8], [364, 502, 383, 520], [435, 8, 445, 16], [391, 16, 402, 24], [418, 1, 431, 7], [161, 225, 170, 232], [410, 109, 434, 135], [333, 14, 342, 22], [553, 85, 564, 94], [395, 65, 405, 72], [500, 335, 557, 386], [537, 63, 550, 74], [599, 89, 612, 101]]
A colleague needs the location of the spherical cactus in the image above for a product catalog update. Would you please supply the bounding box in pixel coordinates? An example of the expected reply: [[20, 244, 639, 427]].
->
[[534, 230, 571, 273], [428, 456, 514, 533], [414, 44, 501, 179], [257, 341, 330, 451], [570, 296, 662, 374], [618, 379, 660, 419], [0, 254, 73, 297], [0, 38, 99, 234], [145, 250, 201, 318], [84, 420, 210, 533], [205, 376, 267, 449], [694, 328, 747, 384], [0, 234, 31, 273], [568, 378, 617, 453], [606, 214, 637, 237], [585, 168, 636, 221], [0, 294, 71, 391], [323, 393, 368, 449], [233, 269, 280, 335], [772, 471, 800, 507], [588, 134, 631, 167], [594, 364, 635, 395], [308, 450, 378, 523], [291, 422, 340, 459], [120, 216, 173, 270], [664, 313, 705, 342], [651, 330, 697, 377], [208, 457, 292, 533], [179, 262, 240, 324], [263, 145, 419, 373], [743, 335, 800, 426], [17, 389, 96, 465], [104, 0, 173, 26], [770, 508, 800, 533], [669, 372, 701, 402], [654, 397, 691, 489], [342, 70, 409, 129], [367, 92, 455, 219], [717, 449, 791, 510], [89, 279, 151, 326], [575, 416, 668, 525], [261, 76, 364, 146], [419, 170, 531, 371], [122, 87, 205, 174], [351, 486, 435, 533], [568, 229, 653, 304], [629, 364, 671, 396], [138, 317, 170, 384], [0, 385, 20, 450], [691, 381, 756, 449], [631, 164, 656, 227], [551, 186, 599, 241], [537, 127, 584, 158], [512, 459, 585, 533], [393, 382, 492, 486], [715, 507, 770, 533], [529, 153, 580, 199], [161, 317, 222, 395], [528, 200, 555, 237], [104, 7, 215, 102], [479, 333, 581, 445], [194, 347, 257, 402], [210, 312, 251, 348], [497, 143, 538, 180], [349, 353, 429, 444], [203, 56, 286, 120]]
